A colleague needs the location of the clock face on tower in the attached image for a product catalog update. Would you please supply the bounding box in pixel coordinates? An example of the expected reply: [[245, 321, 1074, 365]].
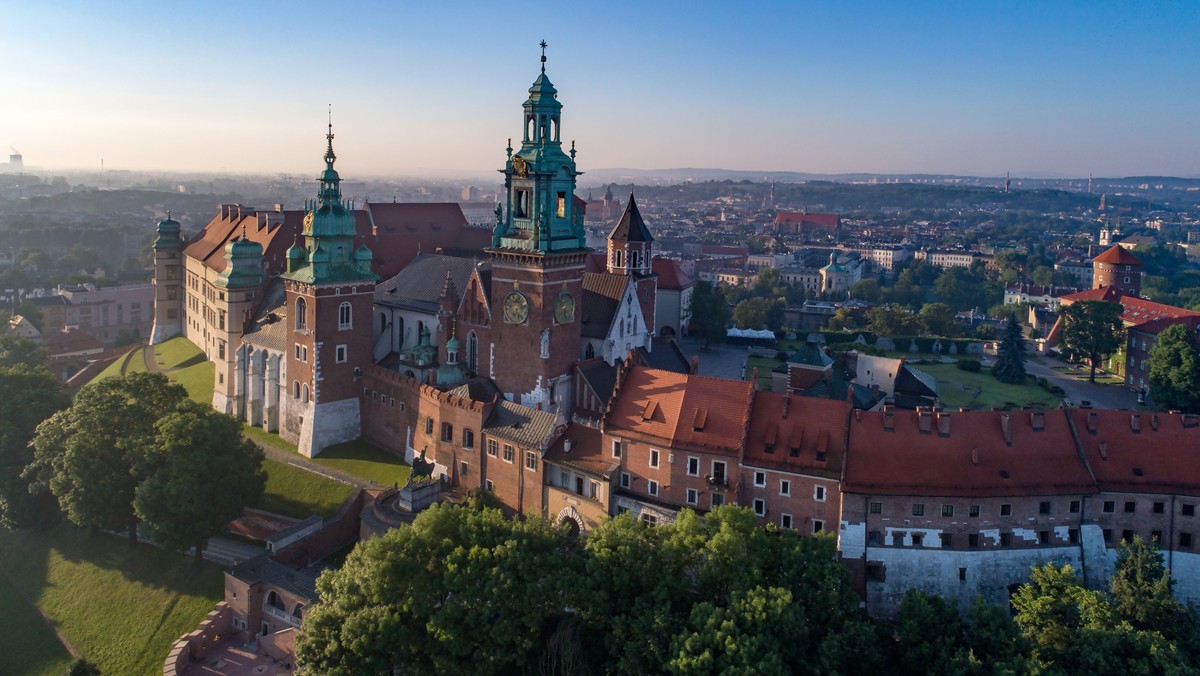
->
[[554, 290, 575, 324], [503, 291, 529, 324]]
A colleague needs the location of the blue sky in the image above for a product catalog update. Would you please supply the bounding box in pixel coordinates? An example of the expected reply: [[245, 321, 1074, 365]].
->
[[4, 1, 1198, 177]]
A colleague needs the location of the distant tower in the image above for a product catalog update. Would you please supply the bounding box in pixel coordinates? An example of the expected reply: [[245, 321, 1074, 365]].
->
[[1092, 245, 1142, 297], [1088, 173, 1093, 194], [8, 148, 22, 173], [607, 194, 654, 276], [280, 115, 378, 457], [149, 213, 184, 344], [1004, 172, 1011, 193], [1099, 193, 1107, 211]]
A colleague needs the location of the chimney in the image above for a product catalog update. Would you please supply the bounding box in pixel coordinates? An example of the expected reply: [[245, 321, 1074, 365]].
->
[[1098, 440, 1108, 460], [1087, 410, 1098, 434], [936, 411, 951, 437], [1000, 412, 1012, 445], [1150, 414, 1159, 431], [1130, 413, 1141, 433], [564, 439, 573, 453], [883, 409, 894, 431], [971, 447, 979, 466], [917, 409, 933, 434], [1030, 409, 1045, 432], [781, 392, 790, 419]]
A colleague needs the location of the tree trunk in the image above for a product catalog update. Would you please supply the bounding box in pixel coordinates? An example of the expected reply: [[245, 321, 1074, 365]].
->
[[195, 538, 206, 564], [1089, 357, 1098, 384], [128, 519, 138, 548]]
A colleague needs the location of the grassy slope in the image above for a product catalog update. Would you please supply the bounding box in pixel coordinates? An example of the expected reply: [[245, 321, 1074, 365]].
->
[[0, 575, 72, 676], [256, 458, 354, 519], [918, 362, 1060, 410], [150, 337, 214, 404], [0, 525, 222, 676]]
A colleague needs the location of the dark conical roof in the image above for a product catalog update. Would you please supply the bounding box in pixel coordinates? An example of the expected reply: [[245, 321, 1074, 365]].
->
[[609, 194, 654, 243]]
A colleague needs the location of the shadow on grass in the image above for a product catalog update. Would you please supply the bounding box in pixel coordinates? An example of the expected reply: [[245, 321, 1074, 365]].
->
[[171, 353, 208, 370]]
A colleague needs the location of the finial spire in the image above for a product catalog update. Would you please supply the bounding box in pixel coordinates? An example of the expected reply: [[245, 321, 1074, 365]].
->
[[539, 40, 548, 72], [324, 104, 336, 168]]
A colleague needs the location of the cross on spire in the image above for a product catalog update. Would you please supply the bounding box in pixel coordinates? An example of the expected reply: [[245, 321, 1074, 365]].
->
[[324, 104, 336, 167], [539, 40, 548, 72]]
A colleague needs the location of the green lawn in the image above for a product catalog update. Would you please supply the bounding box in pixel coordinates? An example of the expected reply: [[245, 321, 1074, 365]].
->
[[1050, 364, 1124, 385], [919, 363, 1061, 411], [0, 525, 223, 676], [256, 458, 354, 519], [312, 440, 412, 487], [150, 337, 214, 404], [746, 356, 782, 391], [92, 345, 147, 382], [0, 574, 72, 676]]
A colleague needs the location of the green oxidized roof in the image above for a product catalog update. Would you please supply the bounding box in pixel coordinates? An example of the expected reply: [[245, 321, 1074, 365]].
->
[[153, 213, 183, 249], [215, 234, 263, 289]]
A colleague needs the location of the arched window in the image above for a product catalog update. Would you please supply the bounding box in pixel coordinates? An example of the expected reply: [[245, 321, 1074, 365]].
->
[[301, 384, 310, 404], [614, 249, 623, 268], [630, 250, 640, 270], [585, 343, 595, 359], [291, 603, 305, 619], [466, 331, 478, 373], [339, 302, 352, 330], [293, 381, 300, 399], [266, 591, 283, 610], [295, 298, 307, 330]]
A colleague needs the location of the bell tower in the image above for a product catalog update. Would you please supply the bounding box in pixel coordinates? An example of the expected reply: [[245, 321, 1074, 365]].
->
[[280, 114, 378, 457], [487, 42, 587, 413]]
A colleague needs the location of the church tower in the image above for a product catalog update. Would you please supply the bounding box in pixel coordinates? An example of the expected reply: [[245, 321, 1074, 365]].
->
[[608, 194, 658, 332], [280, 117, 378, 457], [487, 43, 587, 413], [149, 213, 184, 345]]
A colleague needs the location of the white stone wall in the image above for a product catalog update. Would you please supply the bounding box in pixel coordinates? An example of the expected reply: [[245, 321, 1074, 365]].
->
[[301, 398, 362, 458]]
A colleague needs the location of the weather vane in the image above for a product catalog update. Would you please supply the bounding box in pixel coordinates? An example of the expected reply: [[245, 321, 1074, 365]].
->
[[540, 40, 548, 71]]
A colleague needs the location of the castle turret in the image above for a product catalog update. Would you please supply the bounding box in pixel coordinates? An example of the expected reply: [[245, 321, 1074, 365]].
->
[[149, 213, 184, 344], [212, 229, 263, 415], [1092, 244, 1142, 297], [607, 194, 654, 276]]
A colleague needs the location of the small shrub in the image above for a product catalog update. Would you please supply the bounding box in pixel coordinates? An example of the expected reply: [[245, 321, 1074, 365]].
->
[[956, 359, 982, 372]]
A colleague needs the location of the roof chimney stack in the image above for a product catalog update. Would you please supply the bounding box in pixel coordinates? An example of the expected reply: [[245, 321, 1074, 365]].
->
[[999, 412, 1013, 445]]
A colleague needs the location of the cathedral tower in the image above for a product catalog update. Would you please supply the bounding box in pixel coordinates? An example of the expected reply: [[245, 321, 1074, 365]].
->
[[280, 118, 378, 457], [149, 214, 184, 345], [487, 44, 587, 413]]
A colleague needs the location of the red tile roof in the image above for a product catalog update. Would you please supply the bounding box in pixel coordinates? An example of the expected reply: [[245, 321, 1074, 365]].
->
[[651, 256, 693, 290], [1093, 245, 1143, 265], [1059, 288, 1200, 329], [775, 211, 840, 227], [1071, 409, 1200, 494], [544, 424, 617, 478], [744, 392, 848, 478], [844, 408, 1095, 497], [605, 366, 752, 455]]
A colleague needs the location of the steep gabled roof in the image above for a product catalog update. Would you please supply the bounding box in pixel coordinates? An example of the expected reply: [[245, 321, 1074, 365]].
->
[[608, 194, 654, 243], [581, 271, 632, 339], [651, 256, 694, 290], [606, 366, 752, 455]]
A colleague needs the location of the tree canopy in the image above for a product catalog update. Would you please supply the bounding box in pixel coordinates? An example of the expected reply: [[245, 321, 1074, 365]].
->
[[991, 313, 1028, 384], [0, 358, 70, 529], [690, 282, 731, 348], [1147, 323, 1200, 412], [1059, 300, 1125, 383]]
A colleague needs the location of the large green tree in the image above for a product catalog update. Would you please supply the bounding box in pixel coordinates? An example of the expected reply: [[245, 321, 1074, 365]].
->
[[991, 314, 1028, 384], [1059, 300, 1125, 383], [0, 362, 70, 529], [1147, 323, 1200, 412], [690, 281, 731, 348], [27, 372, 188, 545], [134, 401, 266, 561], [919, 302, 960, 337]]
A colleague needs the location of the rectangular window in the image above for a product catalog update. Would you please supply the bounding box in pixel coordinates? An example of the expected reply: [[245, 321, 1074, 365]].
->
[[649, 449, 660, 469], [1103, 500, 1116, 513], [462, 429, 474, 449], [1069, 528, 1080, 544], [620, 472, 630, 489], [753, 499, 766, 516], [1000, 532, 1012, 547], [1000, 504, 1012, 517], [1125, 501, 1136, 513], [336, 345, 347, 363], [641, 513, 658, 526], [459, 461, 468, 477], [711, 461, 727, 482], [754, 471, 766, 487], [779, 480, 791, 496], [813, 520, 824, 533], [711, 493, 725, 508], [940, 533, 952, 547], [503, 444, 515, 462], [686, 456, 699, 476], [515, 188, 530, 218], [525, 451, 538, 471], [1122, 529, 1134, 542], [1184, 504, 1196, 517], [590, 481, 599, 499], [1104, 528, 1113, 542], [611, 440, 622, 459], [441, 423, 453, 442], [1153, 502, 1165, 514], [648, 480, 659, 496], [968, 533, 979, 548], [485, 479, 494, 492], [912, 503, 925, 517], [556, 191, 566, 218], [425, 418, 433, 435], [487, 439, 498, 457], [1069, 500, 1081, 514], [1039, 501, 1051, 515], [781, 513, 792, 529], [686, 488, 698, 505], [911, 533, 924, 547], [1039, 530, 1050, 544], [814, 485, 826, 502], [1152, 530, 1163, 543], [1181, 533, 1194, 549], [941, 504, 954, 518], [869, 502, 882, 515]]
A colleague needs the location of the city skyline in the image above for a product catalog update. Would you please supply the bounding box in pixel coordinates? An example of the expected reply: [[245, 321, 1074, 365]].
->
[[4, 1, 1199, 178]]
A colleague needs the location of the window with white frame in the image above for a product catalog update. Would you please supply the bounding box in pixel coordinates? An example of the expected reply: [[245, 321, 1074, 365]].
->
[[649, 449, 660, 468], [753, 498, 766, 516], [338, 302, 352, 330], [648, 480, 659, 496], [779, 479, 791, 496], [711, 493, 725, 508], [814, 485, 826, 502], [335, 344, 347, 363], [686, 456, 700, 476], [686, 488, 698, 504], [780, 513, 793, 529], [813, 520, 825, 533], [525, 451, 538, 471], [754, 471, 766, 487], [611, 439, 622, 458], [486, 439, 498, 457], [620, 472, 630, 489], [503, 444, 515, 462], [485, 479, 494, 492]]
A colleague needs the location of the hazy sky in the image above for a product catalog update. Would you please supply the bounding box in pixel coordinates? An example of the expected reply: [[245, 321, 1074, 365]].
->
[[4, 1, 1198, 178]]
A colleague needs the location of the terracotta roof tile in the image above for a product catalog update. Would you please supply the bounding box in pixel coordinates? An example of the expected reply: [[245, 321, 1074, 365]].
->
[[744, 392, 848, 478], [1070, 409, 1200, 494], [651, 256, 693, 290], [1093, 245, 1143, 265], [844, 408, 1095, 497], [544, 425, 618, 478], [774, 211, 839, 227], [606, 366, 752, 455]]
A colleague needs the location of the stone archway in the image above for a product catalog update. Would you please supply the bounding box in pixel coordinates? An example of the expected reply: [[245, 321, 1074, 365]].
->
[[556, 506, 586, 536]]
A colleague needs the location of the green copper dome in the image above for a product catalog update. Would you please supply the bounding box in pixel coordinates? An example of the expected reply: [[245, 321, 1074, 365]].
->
[[215, 232, 263, 289], [153, 213, 183, 250]]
